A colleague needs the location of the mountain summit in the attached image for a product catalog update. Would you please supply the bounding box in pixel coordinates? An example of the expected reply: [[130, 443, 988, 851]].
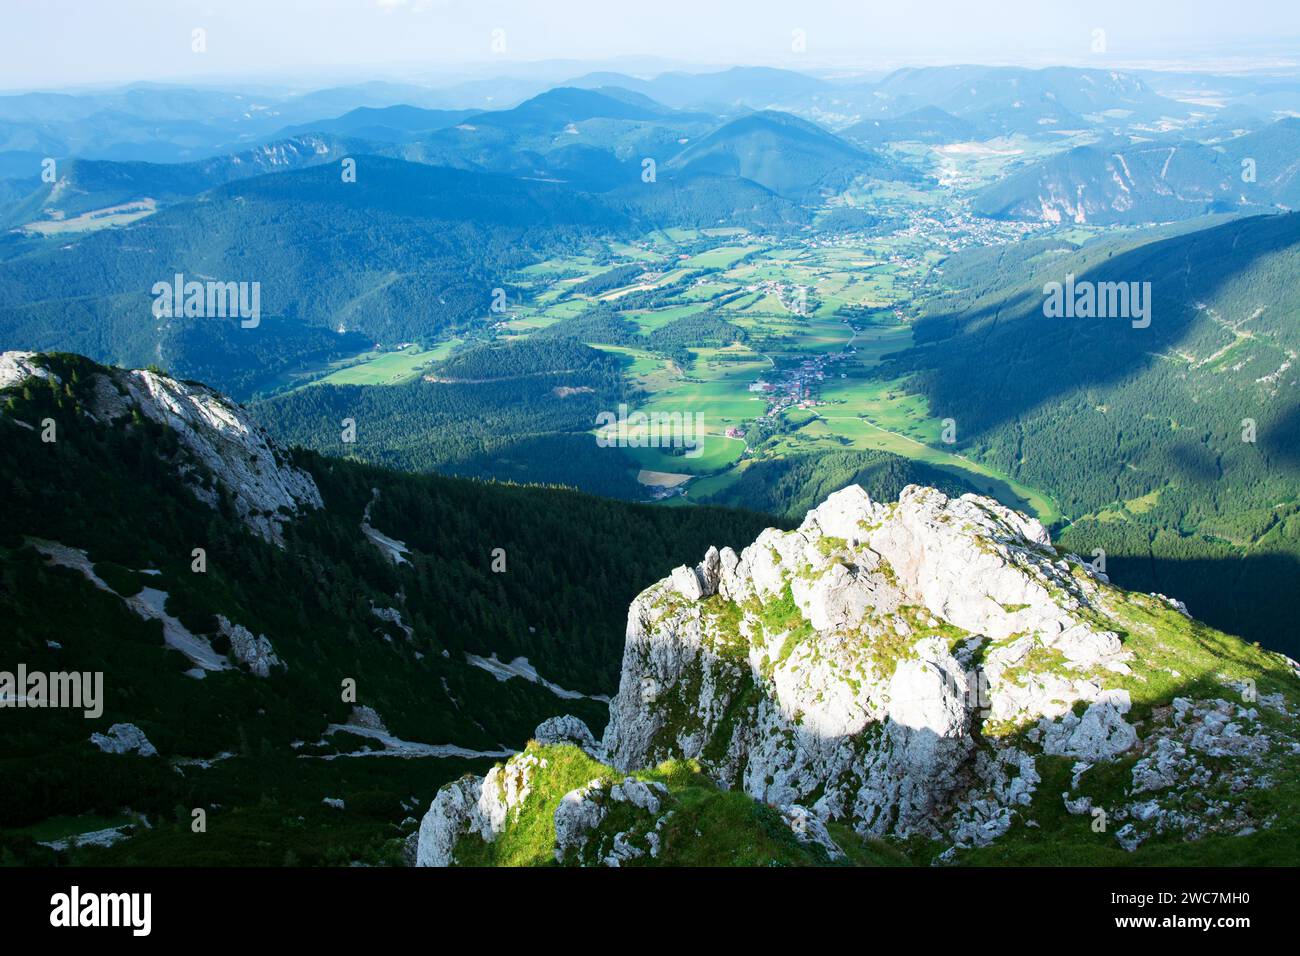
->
[[419, 485, 1300, 865]]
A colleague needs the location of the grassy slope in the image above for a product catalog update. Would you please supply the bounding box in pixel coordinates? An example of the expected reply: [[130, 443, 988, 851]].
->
[[447, 576, 1300, 867], [450, 743, 904, 867]]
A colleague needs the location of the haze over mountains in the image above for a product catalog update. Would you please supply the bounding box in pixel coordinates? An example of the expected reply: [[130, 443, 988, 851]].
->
[[2, 50, 1300, 872], [974, 117, 1300, 224]]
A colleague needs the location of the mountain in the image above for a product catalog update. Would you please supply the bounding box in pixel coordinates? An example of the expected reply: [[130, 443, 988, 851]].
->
[[566, 67, 832, 111], [857, 66, 1191, 135], [695, 449, 978, 517], [889, 212, 1300, 656], [0, 80, 510, 167], [0, 134, 359, 230], [0, 82, 462, 169], [0, 158, 627, 397], [665, 110, 909, 202], [973, 118, 1300, 225], [418, 484, 1300, 865], [393, 87, 716, 190], [972, 141, 1244, 225], [840, 106, 981, 145], [0, 351, 775, 865], [473, 86, 682, 129], [273, 105, 482, 142], [1217, 116, 1300, 207]]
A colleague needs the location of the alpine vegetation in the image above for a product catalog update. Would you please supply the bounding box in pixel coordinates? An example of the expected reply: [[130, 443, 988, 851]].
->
[[418, 486, 1300, 866]]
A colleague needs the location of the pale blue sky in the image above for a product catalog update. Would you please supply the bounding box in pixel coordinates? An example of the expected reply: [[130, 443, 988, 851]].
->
[[4, 0, 1300, 90]]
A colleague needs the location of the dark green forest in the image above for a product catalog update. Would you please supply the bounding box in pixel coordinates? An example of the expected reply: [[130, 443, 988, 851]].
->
[[0, 353, 776, 864], [888, 212, 1300, 654]]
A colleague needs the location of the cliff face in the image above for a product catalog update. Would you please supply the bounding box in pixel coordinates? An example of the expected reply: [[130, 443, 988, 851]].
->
[[2, 350, 321, 544], [420, 484, 1300, 865], [602, 484, 1138, 844]]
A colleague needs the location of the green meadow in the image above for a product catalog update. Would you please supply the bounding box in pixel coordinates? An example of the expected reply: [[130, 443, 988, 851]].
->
[[304, 340, 463, 388], [464, 227, 1066, 525]]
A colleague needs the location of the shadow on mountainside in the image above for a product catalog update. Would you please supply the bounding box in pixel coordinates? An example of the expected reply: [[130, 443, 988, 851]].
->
[[1103, 551, 1300, 660], [891, 212, 1300, 451]]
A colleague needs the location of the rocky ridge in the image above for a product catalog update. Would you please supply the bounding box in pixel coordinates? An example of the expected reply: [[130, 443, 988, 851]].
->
[[1, 350, 320, 543], [418, 484, 1300, 865]]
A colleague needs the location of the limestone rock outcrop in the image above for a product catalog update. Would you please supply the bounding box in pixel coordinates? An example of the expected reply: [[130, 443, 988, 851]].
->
[[1, 351, 321, 544], [417, 484, 1299, 865], [602, 485, 1132, 842]]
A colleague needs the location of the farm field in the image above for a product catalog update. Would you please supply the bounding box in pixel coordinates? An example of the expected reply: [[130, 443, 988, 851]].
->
[[268, 200, 1064, 526], [304, 340, 463, 388], [488, 222, 1067, 524]]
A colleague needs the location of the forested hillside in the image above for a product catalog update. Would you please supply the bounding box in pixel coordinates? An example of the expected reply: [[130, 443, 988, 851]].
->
[[890, 212, 1300, 653], [257, 337, 645, 497], [0, 159, 626, 398], [0, 352, 776, 864], [696, 449, 975, 517]]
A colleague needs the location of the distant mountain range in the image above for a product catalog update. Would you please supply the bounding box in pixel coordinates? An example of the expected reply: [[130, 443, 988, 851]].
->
[[0, 63, 1220, 182], [846, 65, 1195, 135], [974, 117, 1300, 224], [0, 157, 627, 396]]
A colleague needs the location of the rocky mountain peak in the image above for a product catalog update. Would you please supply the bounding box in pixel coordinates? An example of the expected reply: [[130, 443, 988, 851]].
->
[[1, 351, 320, 544], [602, 483, 1141, 840], [418, 483, 1299, 865]]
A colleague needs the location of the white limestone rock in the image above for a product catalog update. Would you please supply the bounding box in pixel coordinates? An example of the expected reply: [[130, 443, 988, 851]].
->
[[779, 804, 846, 861], [0, 351, 59, 390], [553, 779, 608, 862], [601, 483, 1146, 845], [415, 750, 546, 866], [90, 723, 158, 757], [534, 715, 600, 755], [2, 354, 321, 544], [217, 615, 283, 677], [1040, 691, 1137, 762], [670, 565, 705, 601]]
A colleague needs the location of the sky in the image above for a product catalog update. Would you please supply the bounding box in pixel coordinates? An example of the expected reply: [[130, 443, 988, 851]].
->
[[4, 0, 1300, 91]]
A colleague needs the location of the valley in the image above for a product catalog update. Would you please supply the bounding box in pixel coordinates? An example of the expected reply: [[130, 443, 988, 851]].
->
[[2, 33, 1300, 878], [270, 179, 1069, 524]]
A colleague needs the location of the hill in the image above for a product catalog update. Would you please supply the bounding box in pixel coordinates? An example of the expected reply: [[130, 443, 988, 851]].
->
[[272, 105, 481, 142], [0, 158, 627, 398], [887, 211, 1300, 655], [665, 110, 909, 202], [973, 118, 1300, 225], [0, 134, 360, 229], [394, 87, 717, 191], [0, 351, 775, 865], [860, 65, 1190, 135], [840, 106, 981, 145], [565, 67, 832, 111]]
